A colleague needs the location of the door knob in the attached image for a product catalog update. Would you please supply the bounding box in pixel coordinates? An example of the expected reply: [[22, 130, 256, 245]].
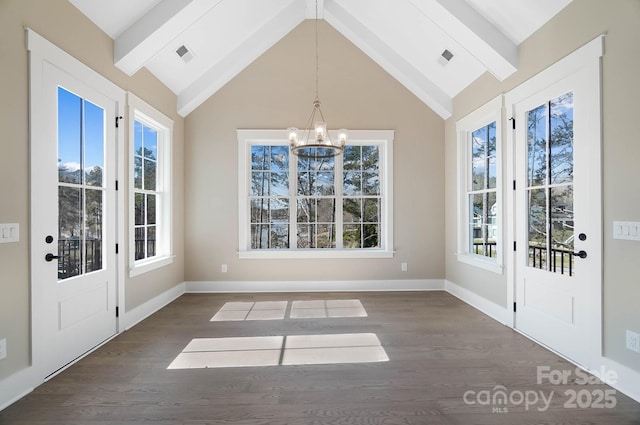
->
[[45, 253, 60, 262], [573, 250, 587, 259]]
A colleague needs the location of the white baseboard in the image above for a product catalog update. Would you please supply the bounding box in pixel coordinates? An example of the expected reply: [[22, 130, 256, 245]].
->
[[3, 279, 637, 412], [0, 282, 187, 412], [590, 357, 640, 404], [444, 279, 511, 325], [122, 282, 186, 330], [0, 366, 35, 411], [185, 279, 444, 293], [444, 280, 640, 403]]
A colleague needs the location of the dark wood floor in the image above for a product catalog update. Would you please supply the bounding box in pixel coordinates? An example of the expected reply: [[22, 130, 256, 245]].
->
[[2, 291, 639, 424]]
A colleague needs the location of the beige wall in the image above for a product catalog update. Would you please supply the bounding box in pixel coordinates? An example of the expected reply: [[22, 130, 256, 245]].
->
[[185, 20, 445, 283], [445, 0, 640, 372], [0, 0, 185, 381]]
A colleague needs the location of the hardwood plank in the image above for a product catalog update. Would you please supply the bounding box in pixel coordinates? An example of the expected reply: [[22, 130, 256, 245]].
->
[[1, 292, 639, 424]]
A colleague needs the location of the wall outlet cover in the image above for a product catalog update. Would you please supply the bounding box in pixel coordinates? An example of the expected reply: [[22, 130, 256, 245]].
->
[[626, 330, 640, 353]]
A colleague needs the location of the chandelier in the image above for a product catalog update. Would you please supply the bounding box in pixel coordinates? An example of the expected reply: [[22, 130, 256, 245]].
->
[[288, 0, 347, 159]]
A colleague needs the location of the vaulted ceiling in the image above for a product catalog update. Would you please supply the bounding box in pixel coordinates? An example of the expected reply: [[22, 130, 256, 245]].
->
[[68, 0, 572, 119]]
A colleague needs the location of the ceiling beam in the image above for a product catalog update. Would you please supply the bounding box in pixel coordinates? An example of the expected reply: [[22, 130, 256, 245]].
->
[[408, 0, 518, 80], [324, 0, 452, 119], [177, 0, 305, 117], [305, 0, 324, 19], [114, 0, 224, 76]]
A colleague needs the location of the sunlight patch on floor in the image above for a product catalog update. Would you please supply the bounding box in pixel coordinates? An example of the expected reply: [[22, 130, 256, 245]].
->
[[210, 299, 368, 321], [290, 299, 367, 319], [167, 333, 388, 369], [210, 301, 287, 321]]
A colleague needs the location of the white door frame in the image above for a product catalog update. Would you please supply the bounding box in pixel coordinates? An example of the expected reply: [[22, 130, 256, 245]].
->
[[27, 28, 126, 381], [505, 35, 604, 365]]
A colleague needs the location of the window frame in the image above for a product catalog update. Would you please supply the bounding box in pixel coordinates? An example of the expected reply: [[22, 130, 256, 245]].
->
[[238, 129, 394, 259], [128, 93, 174, 277], [456, 95, 504, 274]]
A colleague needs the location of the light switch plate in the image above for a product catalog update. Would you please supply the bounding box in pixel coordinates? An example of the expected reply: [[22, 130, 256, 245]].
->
[[613, 221, 640, 241], [0, 223, 19, 243]]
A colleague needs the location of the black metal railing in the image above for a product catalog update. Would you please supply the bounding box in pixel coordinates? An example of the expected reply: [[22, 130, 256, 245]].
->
[[473, 241, 497, 258], [529, 245, 574, 276], [135, 239, 156, 260], [58, 238, 102, 280]]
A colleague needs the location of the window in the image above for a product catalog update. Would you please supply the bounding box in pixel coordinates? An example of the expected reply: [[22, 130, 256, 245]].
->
[[456, 96, 503, 273], [128, 93, 173, 276], [238, 130, 393, 259]]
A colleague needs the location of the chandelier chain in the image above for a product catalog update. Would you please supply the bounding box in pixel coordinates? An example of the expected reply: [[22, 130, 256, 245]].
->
[[315, 0, 319, 99], [287, 0, 346, 159]]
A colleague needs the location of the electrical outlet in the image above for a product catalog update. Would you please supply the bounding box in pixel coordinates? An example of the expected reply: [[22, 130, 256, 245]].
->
[[0, 338, 7, 360], [626, 330, 640, 353], [221, 264, 228, 273], [401, 262, 408, 272]]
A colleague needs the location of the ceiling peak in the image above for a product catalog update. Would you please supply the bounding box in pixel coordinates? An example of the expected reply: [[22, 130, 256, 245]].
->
[[305, 0, 324, 19]]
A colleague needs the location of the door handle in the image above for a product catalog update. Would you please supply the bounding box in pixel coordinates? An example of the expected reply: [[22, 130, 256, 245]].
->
[[573, 250, 587, 259], [45, 253, 60, 262]]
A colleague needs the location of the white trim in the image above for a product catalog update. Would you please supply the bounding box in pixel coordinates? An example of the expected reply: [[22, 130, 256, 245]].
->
[[128, 256, 176, 278], [455, 95, 504, 273], [444, 280, 510, 325], [0, 282, 187, 412], [455, 253, 503, 274], [3, 281, 638, 408], [238, 249, 394, 259], [122, 282, 185, 330], [505, 34, 604, 369], [505, 35, 605, 104], [0, 367, 36, 412], [185, 279, 444, 293], [127, 92, 174, 277], [26, 28, 126, 380], [589, 357, 640, 404], [237, 129, 394, 257]]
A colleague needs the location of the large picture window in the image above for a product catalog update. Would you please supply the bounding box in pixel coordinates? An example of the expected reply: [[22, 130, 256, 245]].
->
[[128, 93, 173, 276], [238, 130, 393, 259], [456, 96, 503, 273]]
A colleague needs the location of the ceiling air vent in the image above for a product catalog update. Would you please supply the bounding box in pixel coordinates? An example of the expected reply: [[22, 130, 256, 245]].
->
[[441, 49, 454, 62], [176, 44, 194, 63], [438, 49, 454, 66]]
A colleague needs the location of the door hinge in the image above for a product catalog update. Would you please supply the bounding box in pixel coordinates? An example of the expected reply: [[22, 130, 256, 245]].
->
[[115, 243, 119, 254], [116, 306, 119, 318], [513, 241, 517, 251], [115, 180, 118, 191], [513, 302, 517, 313], [513, 180, 516, 190], [115, 116, 123, 128], [509, 117, 515, 130]]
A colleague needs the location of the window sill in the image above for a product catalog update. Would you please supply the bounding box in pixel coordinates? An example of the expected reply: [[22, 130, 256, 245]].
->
[[238, 249, 395, 259], [456, 252, 503, 274], [129, 255, 174, 278]]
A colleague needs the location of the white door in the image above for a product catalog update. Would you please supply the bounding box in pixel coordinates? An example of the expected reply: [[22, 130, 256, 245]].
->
[[31, 62, 118, 378], [512, 62, 602, 368]]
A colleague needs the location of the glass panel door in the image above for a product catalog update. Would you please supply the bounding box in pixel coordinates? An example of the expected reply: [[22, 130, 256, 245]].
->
[[526, 92, 575, 275], [57, 87, 105, 280]]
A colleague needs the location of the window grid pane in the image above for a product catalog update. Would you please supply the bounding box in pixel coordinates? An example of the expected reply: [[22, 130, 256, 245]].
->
[[342, 145, 381, 249], [247, 142, 385, 251], [133, 120, 163, 262], [526, 92, 575, 275], [250, 145, 290, 249], [467, 121, 498, 260]]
